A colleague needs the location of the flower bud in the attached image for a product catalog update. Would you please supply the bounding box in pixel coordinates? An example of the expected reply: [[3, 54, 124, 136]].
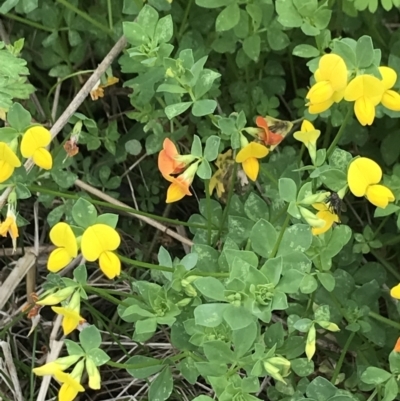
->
[[86, 358, 101, 390], [306, 324, 316, 361], [243, 127, 261, 137], [33, 355, 81, 376], [37, 287, 76, 306], [166, 68, 174, 78], [318, 321, 340, 332], [299, 206, 325, 228], [263, 361, 285, 383], [176, 298, 192, 307], [300, 191, 330, 205]]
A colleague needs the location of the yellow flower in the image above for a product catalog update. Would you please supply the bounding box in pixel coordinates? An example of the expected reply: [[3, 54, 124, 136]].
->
[[209, 149, 234, 198], [344, 75, 384, 126], [37, 287, 76, 306], [52, 291, 84, 335], [311, 203, 340, 235], [164, 161, 199, 203], [293, 120, 320, 162], [379, 66, 400, 111], [48, 223, 78, 272], [306, 54, 348, 114], [235, 142, 269, 181], [90, 77, 119, 101], [347, 157, 395, 208], [54, 360, 85, 401], [0, 142, 21, 183], [0, 205, 19, 252], [21, 126, 53, 169], [86, 358, 101, 389], [33, 355, 81, 376], [391, 283, 400, 299], [81, 224, 121, 279]]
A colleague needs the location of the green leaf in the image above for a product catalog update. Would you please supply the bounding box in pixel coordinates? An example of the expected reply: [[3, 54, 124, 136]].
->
[[291, 358, 314, 377], [203, 340, 235, 363], [125, 139, 142, 155], [64, 340, 84, 357], [165, 102, 193, 119], [194, 277, 225, 301], [51, 169, 78, 189], [15, 183, 31, 199], [194, 69, 221, 99], [191, 135, 203, 157], [196, 0, 234, 8], [157, 83, 187, 94], [223, 305, 254, 330], [87, 349, 110, 366], [277, 224, 312, 256], [244, 192, 269, 221], [79, 325, 102, 352], [279, 178, 297, 202], [134, 318, 157, 342], [7, 102, 31, 132], [96, 213, 118, 228], [192, 99, 217, 117], [293, 44, 320, 58], [73, 265, 87, 284], [204, 135, 220, 162], [243, 35, 261, 61], [293, 0, 318, 16], [276, 0, 303, 28], [361, 367, 392, 384], [232, 322, 257, 358], [0, 0, 19, 14], [123, 21, 148, 45], [194, 303, 228, 327], [154, 15, 173, 44], [137, 4, 159, 38], [306, 377, 338, 401], [178, 358, 199, 384], [216, 3, 240, 32], [250, 219, 277, 258], [317, 272, 335, 292], [356, 35, 375, 68], [72, 198, 97, 228], [126, 355, 163, 379], [267, 28, 290, 51], [148, 367, 173, 401], [197, 159, 211, 179]]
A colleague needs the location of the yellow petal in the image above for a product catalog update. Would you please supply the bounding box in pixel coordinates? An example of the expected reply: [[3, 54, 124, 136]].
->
[[81, 224, 121, 261], [347, 157, 382, 197], [366, 184, 395, 208], [318, 54, 348, 91], [354, 97, 376, 126], [332, 88, 345, 103], [311, 210, 339, 235], [379, 66, 397, 90], [86, 358, 101, 390], [242, 157, 259, 181], [49, 223, 78, 257], [20, 126, 51, 157], [166, 181, 188, 203], [390, 284, 400, 299], [33, 363, 64, 376], [235, 142, 268, 163], [293, 129, 320, 147], [0, 160, 14, 183], [312, 202, 329, 212], [382, 90, 400, 111], [52, 307, 82, 335], [0, 142, 21, 166], [47, 248, 73, 272], [306, 81, 334, 104], [99, 251, 121, 279], [33, 148, 53, 169], [344, 75, 384, 105], [301, 120, 315, 132], [308, 98, 334, 114]]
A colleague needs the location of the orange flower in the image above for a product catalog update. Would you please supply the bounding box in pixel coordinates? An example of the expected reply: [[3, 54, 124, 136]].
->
[[165, 162, 199, 203], [394, 337, 400, 352], [158, 138, 196, 177], [256, 116, 285, 147]]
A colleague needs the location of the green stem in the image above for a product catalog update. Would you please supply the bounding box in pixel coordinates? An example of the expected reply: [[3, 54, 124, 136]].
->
[[30, 329, 38, 401], [372, 216, 389, 239], [4, 13, 54, 32], [330, 331, 355, 384], [84, 286, 127, 306], [204, 179, 212, 245], [55, 0, 113, 36], [177, 0, 194, 39], [217, 162, 238, 240], [28, 185, 209, 230], [107, 0, 113, 30], [270, 213, 291, 258], [47, 70, 94, 101], [370, 250, 400, 281], [260, 165, 278, 186], [366, 389, 378, 401], [326, 107, 352, 159], [107, 352, 185, 370], [368, 311, 400, 330], [118, 255, 174, 273], [288, 49, 298, 93], [191, 271, 229, 278]]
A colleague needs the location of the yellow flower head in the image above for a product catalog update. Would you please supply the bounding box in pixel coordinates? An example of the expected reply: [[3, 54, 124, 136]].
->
[[306, 54, 348, 114], [311, 203, 340, 235], [391, 283, 400, 299], [52, 291, 84, 335], [81, 224, 121, 279], [235, 142, 269, 181], [209, 149, 234, 198], [164, 161, 199, 203], [33, 355, 81, 376], [86, 358, 101, 389], [344, 75, 384, 126], [379, 66, 400, 111], [293, 120, 321, 149], [48, 223, 78, 272], [347, 157, 395, 208], [54, 360, 85, 401], [21, 126, 53, 169], [0, 142, 21, 183], [0, 205, 19, 252]]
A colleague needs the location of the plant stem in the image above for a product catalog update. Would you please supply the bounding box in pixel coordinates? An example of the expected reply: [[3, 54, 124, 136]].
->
[[5, 13, 54, 32], [178, 0, 194, 39], [204, 179, 212, 245], [326, 107, 352, 159], [56, 0, 114, 37], [369, 311, 400, 330], [118, 255, 174, 273], [370, 250, 400, 281], [84, 286, 127, 306], [260, 165, 279, 186], [366, 389, 378, 401], [107, 0, 113, 30], [270, 213, 291, 258], [331, 331, 355, 384], [28, 185, 209, 230]]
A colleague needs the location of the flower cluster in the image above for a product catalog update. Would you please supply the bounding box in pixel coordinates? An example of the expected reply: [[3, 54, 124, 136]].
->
[[306, 54, 400, 126], [0, 204, 19, 252], [48, 222, 121, 279], [0, 125, 53, 184]]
